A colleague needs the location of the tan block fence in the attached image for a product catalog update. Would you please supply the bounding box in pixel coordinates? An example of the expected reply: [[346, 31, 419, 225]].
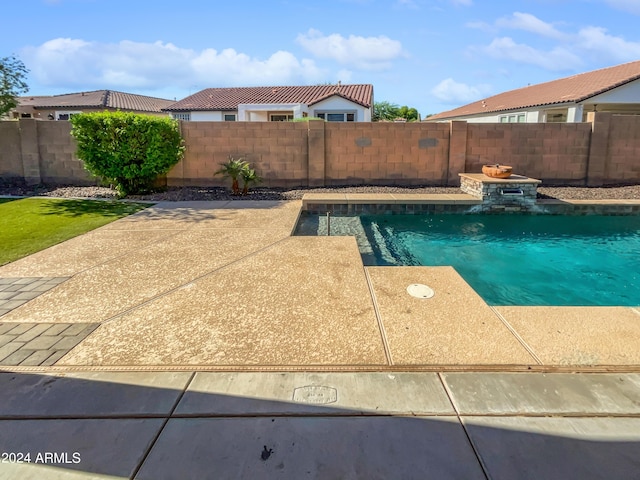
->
[[1, 113, 639, 187]]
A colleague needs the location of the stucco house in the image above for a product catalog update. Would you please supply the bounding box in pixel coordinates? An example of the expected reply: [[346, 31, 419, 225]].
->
[[163, 84, 374, 122], [11, 90, 175, 120], [427, 60, 640, 123]]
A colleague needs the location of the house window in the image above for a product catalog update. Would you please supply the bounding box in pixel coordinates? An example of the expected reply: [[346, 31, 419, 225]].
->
[[546, 112, 567, 123], [172, 113, 191, 121], [21, 113, 32, 118], [499, 114, 526, 123], [314, 111, 357, 122], [270, 114, 293, 122], [55, 111, 82, 121], [224, 114, 236, 121]]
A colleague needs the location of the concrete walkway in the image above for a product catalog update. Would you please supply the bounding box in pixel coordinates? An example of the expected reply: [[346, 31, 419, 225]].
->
[[0, 371, 639, 479]]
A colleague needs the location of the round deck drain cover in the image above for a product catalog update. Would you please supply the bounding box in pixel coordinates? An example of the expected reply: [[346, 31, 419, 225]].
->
[[407, 284, 435, 299]]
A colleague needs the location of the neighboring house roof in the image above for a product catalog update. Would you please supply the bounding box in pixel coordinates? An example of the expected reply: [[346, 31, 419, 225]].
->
[[428, 60, 640, 121], [18, 90, 175, 113], [164, 84, 374, 111]]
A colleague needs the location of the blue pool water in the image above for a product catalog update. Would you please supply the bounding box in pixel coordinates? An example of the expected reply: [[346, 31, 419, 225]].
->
[[295, 214, 640, 306]]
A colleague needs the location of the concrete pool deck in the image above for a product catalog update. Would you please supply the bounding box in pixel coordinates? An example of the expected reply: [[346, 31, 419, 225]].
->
[[1, 198, 640, 370], [2, 198, 640, 478]]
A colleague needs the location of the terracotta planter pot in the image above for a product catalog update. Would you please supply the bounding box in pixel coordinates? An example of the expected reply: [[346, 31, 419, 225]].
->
[[482, 164, 513, 179]]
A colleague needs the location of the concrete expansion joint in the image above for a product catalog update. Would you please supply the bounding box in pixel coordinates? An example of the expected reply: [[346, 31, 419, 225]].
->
[[363, 267, 393, 366], [5, 411, 638, 421], [454, 412, 640, 419], [5, 364, 640, 373], [0, 413, 170, 421], [437, 372, 461, 416], [129, 371, 196, 479], [100, 235, 292, 326], [489, 306, 543, 365], [437, 372, 490, 478], [70, 229, 187, 278]]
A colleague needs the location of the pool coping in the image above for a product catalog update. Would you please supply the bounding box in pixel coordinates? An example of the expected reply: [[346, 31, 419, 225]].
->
[[302, 193, 640, 215]]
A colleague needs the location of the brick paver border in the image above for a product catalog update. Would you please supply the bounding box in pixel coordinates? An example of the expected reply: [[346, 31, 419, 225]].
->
[[0, 277, 70, 317], [0, 277, 99, 366], [0, 323, 99, 366]]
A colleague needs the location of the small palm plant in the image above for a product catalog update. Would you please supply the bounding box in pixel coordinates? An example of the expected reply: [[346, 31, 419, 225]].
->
[[215, 156, 248, 195], [240, 165, 263, 195]]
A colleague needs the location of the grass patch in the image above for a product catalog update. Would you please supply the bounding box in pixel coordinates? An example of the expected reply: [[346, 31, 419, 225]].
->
[[0, 198, 149, 265]]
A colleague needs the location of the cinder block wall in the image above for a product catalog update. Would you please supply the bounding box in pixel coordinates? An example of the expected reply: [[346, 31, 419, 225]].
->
[[37, 121, 94, 184], [171, 121, 309, 187], [0, 122, 23, 178], [605, 115, 640, 183], [324, 123, 450, 185], [2, 114, 640, 188], [464, 123, 591, 185]]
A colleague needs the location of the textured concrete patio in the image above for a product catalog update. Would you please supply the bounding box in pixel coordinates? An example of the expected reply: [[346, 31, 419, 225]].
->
[[1, 199, 640, 370], [2, 199, 640, 478]]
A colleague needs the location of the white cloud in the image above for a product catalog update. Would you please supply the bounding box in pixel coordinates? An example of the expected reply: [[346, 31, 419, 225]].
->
[[469, 10, 640, 72], [296, 29, 403, 70], [604, 0, 640, 14], [22, 38, 326, 92], [479, 37, 583, 71], [576, 26, 640, 61], [191, 48, 322, 85], [496, 12, 568, 40], [431, 78, 490, 103], [336, 69, 354, 83], [450, 0, 472, 5]]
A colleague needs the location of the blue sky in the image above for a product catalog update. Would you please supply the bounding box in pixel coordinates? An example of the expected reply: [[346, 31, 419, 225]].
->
[[4, 0, 640, 116]]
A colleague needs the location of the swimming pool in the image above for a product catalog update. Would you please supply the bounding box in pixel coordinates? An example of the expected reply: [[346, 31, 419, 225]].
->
[[295, 213, 640, 306]]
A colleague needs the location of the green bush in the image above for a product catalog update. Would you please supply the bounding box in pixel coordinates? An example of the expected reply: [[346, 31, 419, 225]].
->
[[70, 111, 184, 195]]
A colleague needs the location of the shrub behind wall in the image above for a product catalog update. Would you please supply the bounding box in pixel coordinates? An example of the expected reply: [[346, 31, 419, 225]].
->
[[70, 111, 184, 195]]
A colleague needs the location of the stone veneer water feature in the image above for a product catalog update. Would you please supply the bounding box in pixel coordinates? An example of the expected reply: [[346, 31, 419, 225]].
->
[[301, 176, 640, 216], [458, 173, 542, 213]]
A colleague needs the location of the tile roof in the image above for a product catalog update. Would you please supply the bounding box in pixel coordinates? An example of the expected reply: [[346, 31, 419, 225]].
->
[[163, 84, 374, 111], [428, 60, 640, 120], [19, 90, 175, 113]]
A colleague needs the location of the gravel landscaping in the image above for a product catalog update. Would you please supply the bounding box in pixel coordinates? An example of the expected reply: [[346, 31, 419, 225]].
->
[[1, 179, 640, 201]]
